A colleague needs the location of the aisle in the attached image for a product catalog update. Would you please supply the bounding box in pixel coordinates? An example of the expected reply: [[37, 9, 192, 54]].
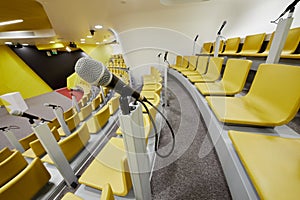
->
[[151, 77, 232, 200]]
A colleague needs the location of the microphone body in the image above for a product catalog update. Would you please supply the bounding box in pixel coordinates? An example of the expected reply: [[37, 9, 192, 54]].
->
[[44, 103, 59, 109], [217, 21, 227, 35], [74, 57, 145, 101], [10, 110, 51, 123], [281, 0, 300, 17], [194, 34, 199, 42]]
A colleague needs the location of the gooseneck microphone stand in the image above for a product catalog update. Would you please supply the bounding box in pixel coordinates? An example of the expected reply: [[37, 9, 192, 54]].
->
[[267, 0, 299, 64]]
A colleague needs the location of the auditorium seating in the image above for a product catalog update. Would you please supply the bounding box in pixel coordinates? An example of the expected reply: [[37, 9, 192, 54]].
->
[[187, 57, 224, 83], [108, 95, 120, 115], [206, 63, 300, 126], [61, 192, 84, 200], [78, 137, 132, 196], [0, 147, 13, 162], [92, 94, 102, 111], [142, 83, 162, 96], [63, 106, 76, 120], [0, 158, 51, 200], [170, 55, 183, 69], [0, 150, 28, 187], [176, 56, 198, 73], [229, 130, 300, 200], [22, 126, 61, 158], [219, 37, 241, 55], [58, 112, 81, 136], [78, 102, 93, 121], [41, 122, 90, 164], [143, 66, 162, 85], [210, 40, 225, 55], [181, 56, 209, 76], [86, 105, 111, 134], [195, 59, 252, 96], [244, 32, 274, 57], [171, 56, 189, 71], [238, 33, 266, 56], [200, 42, 213, 55]]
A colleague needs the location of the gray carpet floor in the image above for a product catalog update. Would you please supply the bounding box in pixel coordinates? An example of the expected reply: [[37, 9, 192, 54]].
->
[[151, 77, 232, 200]]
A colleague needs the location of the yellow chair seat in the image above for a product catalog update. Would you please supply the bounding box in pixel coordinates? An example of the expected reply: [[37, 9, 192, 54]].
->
[[101, 183, 115, 200], [206, 63, 300, 127], [87, 105, 110, 134], [187, 74, 218, 83], [195, 59, 252, 96], [181, 70, 201, 77], [78, 137, 132, 196], [229, 131, 300, 200]]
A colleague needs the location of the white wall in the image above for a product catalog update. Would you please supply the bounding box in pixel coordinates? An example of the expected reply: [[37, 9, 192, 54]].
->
[[109, 0, 300, 84]]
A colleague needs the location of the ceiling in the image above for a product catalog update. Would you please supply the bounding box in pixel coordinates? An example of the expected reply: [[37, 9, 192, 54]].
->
[[0, 0, 208, 47]]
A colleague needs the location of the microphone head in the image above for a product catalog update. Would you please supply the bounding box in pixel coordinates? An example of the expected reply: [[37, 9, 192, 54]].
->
[[74, 57, 112, 86], [10, 110, 22, 116]]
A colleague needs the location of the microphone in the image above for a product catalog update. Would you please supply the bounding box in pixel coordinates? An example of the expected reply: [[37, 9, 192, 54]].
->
[[44, 103, 59, 109], [217, 20, 227, 35], [164, 51, 168, 62], [10, 110, 51, 123], [194, 34, 199, 42], [74, 57, 146, 101], [279, 0, 300, 18]]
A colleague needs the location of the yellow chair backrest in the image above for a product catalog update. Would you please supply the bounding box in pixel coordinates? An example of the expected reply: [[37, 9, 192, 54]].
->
[[222, 37, 241, 53], [0, 147, 13, 163], [19, 133, 37, 150], [0, 158, 50, 200], [222, 59, 252, 92], [201, 42, 213, 54], [59, 122, 90, 162], [188, 56, 198, 69], [65, 112, 81, 132], [108, 95, 120, 115], [206, 57, 224, 76], [64, 106, 75, 120], [181, 56, 189, 68], [240, 33, 266, 53], [282, 27, 300, 54], [264, 32, 275, 53], [247, 63, 300, 125], [175, 56, 182, 66], [0, 150, 28, 187], [212, 40, 225, 53], [196, 56, 209, 74]]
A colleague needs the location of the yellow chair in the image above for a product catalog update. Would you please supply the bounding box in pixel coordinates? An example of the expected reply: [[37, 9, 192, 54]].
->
[[219, 37, 241, 56], [245, 32, 274, 57], [210, 40, 225, 55], [63, 106, 76, 120], [23, 126, 61, 158], [170, 56, 183, 69], [78, 103, 93, 121], [142, 83, 162, 96], [172, 56, 189, 71], [87, 105, 110, 134], [181, 56, 209, 76], [0, 158, 51, 200], [61, 192, 84, 200], [195, 59, 252, 96], [280, 27, 300, 57], [187, 57, 224, 83], [206, 63, 300, 126], [200, 42, 213, 54], [229, 130, 300, 200], [19, 132, 38, 151], [238, 33, 266, 56], [59, 112, 81, 136], [0, 150, 28, 187], [176, 56, 198, 73], [101, 184, 115, 200], [42, 122, 90, 164], [78, 137, 132, 196], [108, 95, 120, 115], [0, 147, 13, 163], [92, 94, 102, 111]]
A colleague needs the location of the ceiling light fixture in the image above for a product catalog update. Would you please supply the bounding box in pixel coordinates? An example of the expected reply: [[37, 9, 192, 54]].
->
[[66, 46, 71, 52], [49, 41, 55, 44], [0, 19, 24, 26], [87, 35, 93, 38], [4, 42, 13, 45]]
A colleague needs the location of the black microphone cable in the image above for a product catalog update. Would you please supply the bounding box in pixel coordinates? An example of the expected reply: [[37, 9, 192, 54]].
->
[[137, 99, 175, 158]]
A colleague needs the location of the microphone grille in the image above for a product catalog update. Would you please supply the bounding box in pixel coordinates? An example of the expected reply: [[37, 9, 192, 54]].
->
[[75, 57, 104, 84]]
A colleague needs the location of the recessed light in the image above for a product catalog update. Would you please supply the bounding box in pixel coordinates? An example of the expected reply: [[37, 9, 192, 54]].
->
[[96, 42, 100, 45], [66, 46, 71, 52], [87, 35, 93, 38], [4, 42, 13, 45], [81, 41, 86, 44], [22, 43, 29, 46], [49, 41, 55, 44], [95, 25, 103, 29], [0, 19, 23, 26], [103, 39, 107, 42], [80, 38, 85, 41]]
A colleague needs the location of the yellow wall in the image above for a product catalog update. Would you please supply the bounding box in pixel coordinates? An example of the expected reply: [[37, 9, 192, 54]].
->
[[78, 44, 113, 65], [0, 45, 53, 101]]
